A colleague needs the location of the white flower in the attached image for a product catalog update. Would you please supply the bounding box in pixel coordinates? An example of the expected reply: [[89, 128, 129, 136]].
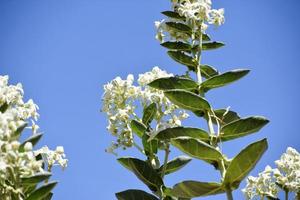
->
[[0, 75, 67, 197], [274, 147, 300, 192], [209, 8, 225, 26], [35, 146, 68, 170], [242, 166, 279, 200], [155, 0, 225, 41], [24, 142, 33, 152], [102, 67, 189, 153]]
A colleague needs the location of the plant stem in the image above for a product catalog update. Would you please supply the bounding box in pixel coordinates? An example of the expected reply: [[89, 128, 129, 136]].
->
[[207, 111, 215, 135], [161, 144, 170, 179], [285, 190, 289, 200], [196, 25, 203, 84], [225, 187, 234, 200], [296, 192, 300, 200]]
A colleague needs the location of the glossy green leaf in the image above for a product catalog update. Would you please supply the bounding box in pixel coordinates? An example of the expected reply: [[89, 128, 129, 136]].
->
[[194, 32, 211, 41], [148, 77, 198, 91], [130, 120, 147, 138], [158, 156, 192, 175], [161, 11, 185, 20], [42, 193, 53, 200], [142, 103, 157, 125], [164, 89, 210, 112], [202, 33, 211, 41], [152, 127, 210, 142], [25, 182, 57, 200], [116, 189, 159, 200], [220, 116, 269, 141], [20, 134, 43, 152], [167, 51, 197, 71], [161, 42, 191, 51], [224, 139, 268, 189], [204, 109, 240, 126], [214, 109, 240, 125], [142, 134, 158, 156], [171, 181, 223, 198], [118, 157, 164, 190], [165, 22, 192, 33], [200, 69, 250, 92], [200, 65, 219, 79], [171, 137, 223, 164], [21, 172, 51, 185], [202, 42, 225, 50]]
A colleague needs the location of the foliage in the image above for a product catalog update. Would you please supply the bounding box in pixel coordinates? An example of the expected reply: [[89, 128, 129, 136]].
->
[[102, 0, 270, 199]]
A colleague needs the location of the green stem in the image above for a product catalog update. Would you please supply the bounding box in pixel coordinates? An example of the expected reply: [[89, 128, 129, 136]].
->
[[161, 144, 170, 179], [207, 111, 215, 135], [296, 192, 300, 200], [285, 190, 289, 200], [225, 187, 234, 200], [196, 25, 203, 84]]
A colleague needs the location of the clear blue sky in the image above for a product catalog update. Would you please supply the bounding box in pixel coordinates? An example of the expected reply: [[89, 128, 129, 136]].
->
[[0, 0, 299, 199]]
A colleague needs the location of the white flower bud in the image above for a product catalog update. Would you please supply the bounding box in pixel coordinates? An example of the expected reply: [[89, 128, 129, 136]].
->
[[24, 142, 33, 152]]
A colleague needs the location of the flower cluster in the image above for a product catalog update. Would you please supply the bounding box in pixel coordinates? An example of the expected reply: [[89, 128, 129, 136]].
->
[[274, 147, 300, 192], [35, 146, 68, 170], [0, 75, 67, 198], [155, 0, 225, 42], [242, 166, 278, 200], [102, 67, 189, 153], [243, 147, 300, 199]]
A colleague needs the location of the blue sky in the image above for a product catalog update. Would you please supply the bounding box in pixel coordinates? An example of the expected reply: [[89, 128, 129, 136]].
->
[[0, 0, 299, 199]]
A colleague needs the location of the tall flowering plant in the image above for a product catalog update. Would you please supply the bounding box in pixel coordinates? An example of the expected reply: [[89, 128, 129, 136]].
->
[[0, 75, 67, 200], [102, 0, 270, 199]]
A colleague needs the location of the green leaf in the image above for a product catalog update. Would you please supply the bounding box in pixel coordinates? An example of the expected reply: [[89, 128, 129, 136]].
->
[[214, 109, 240, 126], [148, 77, 198, 91], [142, 103, 157, 125], [167, 51, 197, 71], [161, 11, 185, 20], [204, 109, 240, 126], [165, 22, 192, 33], [220, 116, 269, 142], [202, 33, 211, 41], [152, 127, 210, 143], [161, 42, 191, 51], [224, 139, 268, 189], [171, 137, 223, 164], [200, 69, 250, 92], [25, 182, 57, 200], [21, 172, 52, 185], [158, 156, 192, 175], [118, 157, 164, 191], [20, 134, 43, 152], [142, 134, 158, 156], [42, 193, 53, 200], [202, 42, 225, 50], [171, 181, 223, 198], [130, 120, 147, 138], [194, 32, 211, 41], [164, 89, 210, 112], [200, 65, 219, 79], [116, 189, 159, 200]]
